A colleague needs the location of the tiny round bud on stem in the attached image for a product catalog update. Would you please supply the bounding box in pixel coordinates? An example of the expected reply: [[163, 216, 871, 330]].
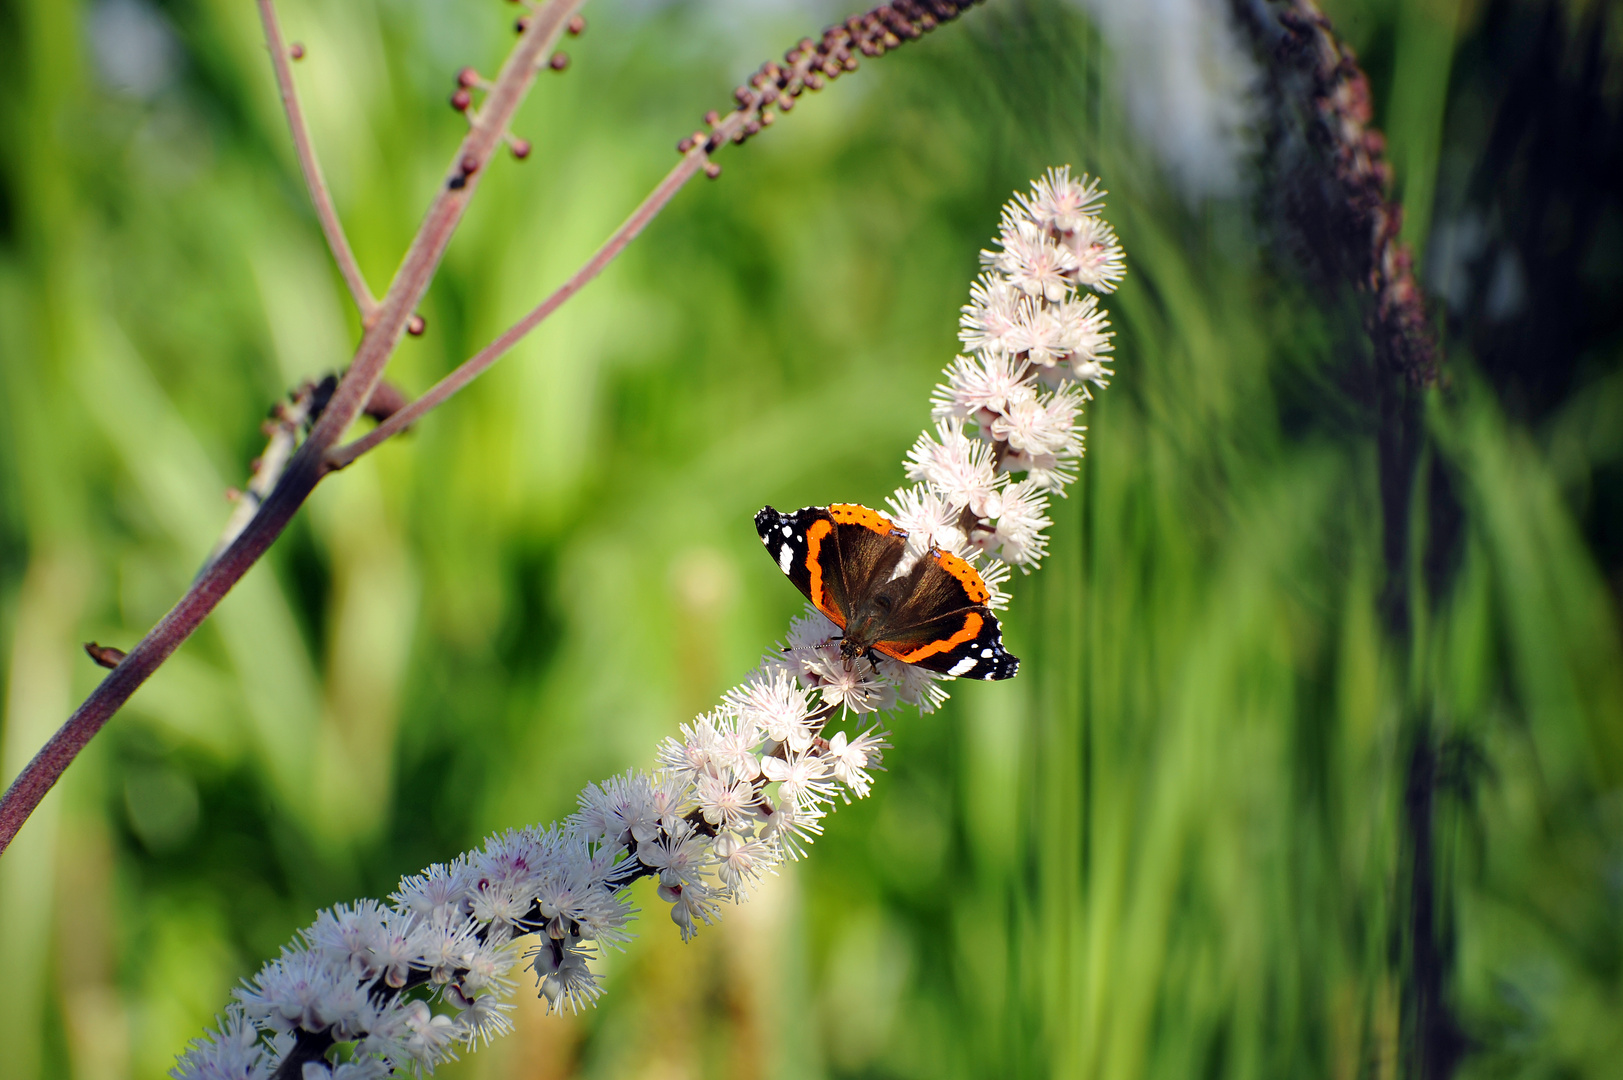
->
[[406, 314, 427, 336], [457, 66, 480, 88], [451, 88, 473, 111], [460, 153, 480, 176], [549, 51, 569, 71], [514, 16, 529, 33], [289, 42, 306, 60], [567, 14, 586, 35], [703, 109, 720, 127], [704, 162, 722, 179], [509, 136, 532, 160], [677, 135, 695, 153]]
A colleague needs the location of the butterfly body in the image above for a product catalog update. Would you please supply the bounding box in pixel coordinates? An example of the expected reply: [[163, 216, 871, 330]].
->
[[755, 503, 1019, 680]]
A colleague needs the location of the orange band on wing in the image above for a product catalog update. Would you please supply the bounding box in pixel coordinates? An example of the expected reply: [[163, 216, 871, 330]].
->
[[829, 503, 896, 534], [804, 517, 846, 627], [934, 550, 991, 604], [877, 611, 984, 664]]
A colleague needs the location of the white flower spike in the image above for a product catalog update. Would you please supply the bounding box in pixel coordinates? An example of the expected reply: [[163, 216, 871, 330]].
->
[[172, 167, 1123, 1079]]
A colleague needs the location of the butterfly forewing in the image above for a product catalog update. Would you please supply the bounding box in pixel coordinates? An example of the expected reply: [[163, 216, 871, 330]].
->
[[756, 506, 849, 628], [830, 517, 907, 607]]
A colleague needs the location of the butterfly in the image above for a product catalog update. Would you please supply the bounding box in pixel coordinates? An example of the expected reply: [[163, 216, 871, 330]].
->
[[755, 503, 1019, 680]]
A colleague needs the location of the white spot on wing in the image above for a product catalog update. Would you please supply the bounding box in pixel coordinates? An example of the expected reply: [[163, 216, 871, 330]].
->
[[949, 657, 977, 677], [778, 544, 794, 575]]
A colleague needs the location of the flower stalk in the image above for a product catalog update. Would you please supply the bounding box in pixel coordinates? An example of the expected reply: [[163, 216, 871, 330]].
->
[[172, 168, 1128, 1080]]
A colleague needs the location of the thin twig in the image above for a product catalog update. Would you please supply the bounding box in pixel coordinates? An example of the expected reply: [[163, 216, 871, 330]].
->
[[256, 0, 379, 321]]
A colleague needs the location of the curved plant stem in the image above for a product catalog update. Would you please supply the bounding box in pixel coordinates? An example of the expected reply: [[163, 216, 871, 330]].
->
[[257, 0, 379, 321], [0, 0, 586, 856]]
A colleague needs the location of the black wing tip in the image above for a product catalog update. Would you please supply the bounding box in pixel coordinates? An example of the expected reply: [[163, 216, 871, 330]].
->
[[983, 653, 1020, 680]]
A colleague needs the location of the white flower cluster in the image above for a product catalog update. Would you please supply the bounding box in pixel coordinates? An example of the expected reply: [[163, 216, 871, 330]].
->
[[172, 167, 1123, 1080], [916, 166, 1125, 569]]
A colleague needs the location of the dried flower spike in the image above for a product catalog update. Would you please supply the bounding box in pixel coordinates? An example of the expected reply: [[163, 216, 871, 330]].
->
[[685, 0, 983, 157]]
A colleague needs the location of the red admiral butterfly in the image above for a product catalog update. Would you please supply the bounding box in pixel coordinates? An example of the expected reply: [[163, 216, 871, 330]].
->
[[755, 503, 1019, 681]]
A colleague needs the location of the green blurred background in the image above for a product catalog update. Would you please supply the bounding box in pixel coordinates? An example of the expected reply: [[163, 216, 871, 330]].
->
[[1, 0, 1620, 1077]]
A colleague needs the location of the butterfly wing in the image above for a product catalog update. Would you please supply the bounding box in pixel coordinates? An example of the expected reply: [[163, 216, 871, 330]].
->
[[828, 510, 907, 608], [870, 607, 1019, 679], [755, 505, 852, 628], [870, 548, 1019, 680]]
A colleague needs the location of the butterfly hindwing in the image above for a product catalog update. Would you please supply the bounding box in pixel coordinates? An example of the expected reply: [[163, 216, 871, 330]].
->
[[869, 549, 1018, 680], [872, 608, 1019, 679]]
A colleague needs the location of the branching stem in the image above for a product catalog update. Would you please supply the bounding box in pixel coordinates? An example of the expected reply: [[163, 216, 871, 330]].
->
[[328, 143, 713, 469], [0, 0, 585, 855]]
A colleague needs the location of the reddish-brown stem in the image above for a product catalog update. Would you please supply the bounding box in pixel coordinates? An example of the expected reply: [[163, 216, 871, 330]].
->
[[328, 144, 712, 470], [204, 378, 323, 571], [256, 0, 378, 321], [0, 447, 324, 854], [0, 0, 585, 856]]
